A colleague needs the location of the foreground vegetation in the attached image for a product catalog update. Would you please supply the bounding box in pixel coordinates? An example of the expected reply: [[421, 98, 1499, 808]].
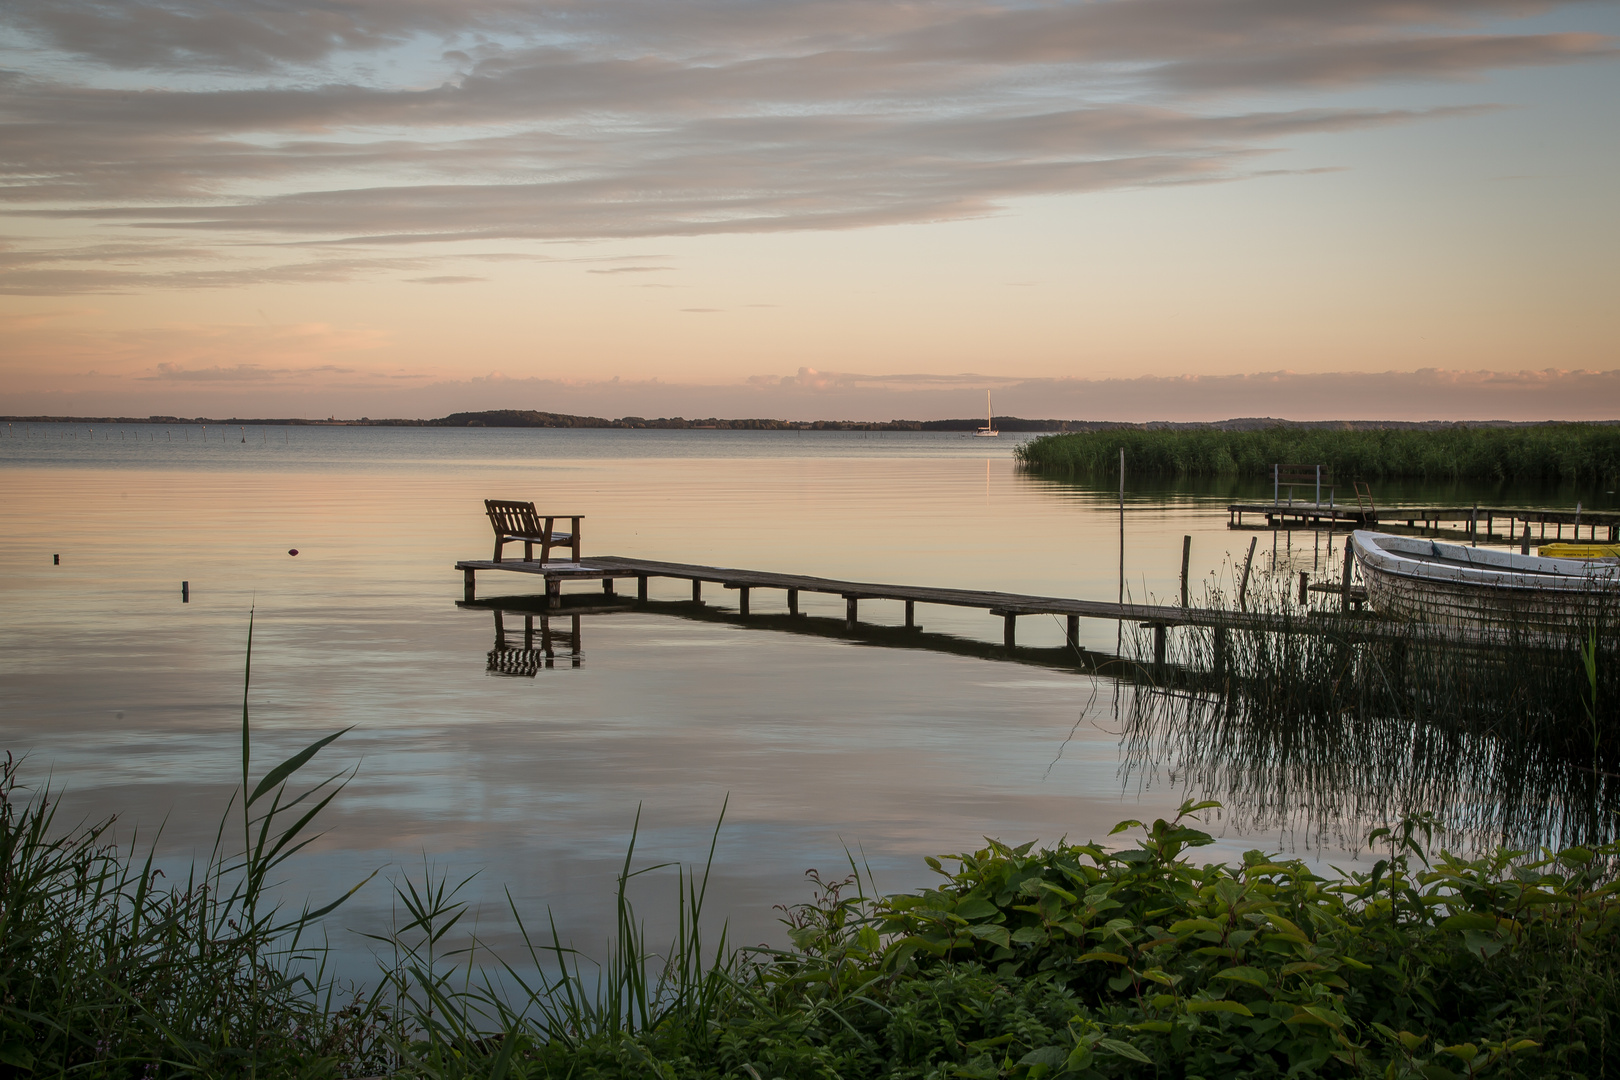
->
[[1016, 425, 1620, 485], [5, 620, 1619, 1078]]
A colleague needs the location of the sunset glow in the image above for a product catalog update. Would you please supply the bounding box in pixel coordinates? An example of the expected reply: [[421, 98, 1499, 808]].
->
[[2, 0, 1616, 420]]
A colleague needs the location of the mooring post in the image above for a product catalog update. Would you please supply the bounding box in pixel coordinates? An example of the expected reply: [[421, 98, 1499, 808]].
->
[[692, 579, 702, 604], [904, 599, 915, 628], [1341, 542, 1354, 612], [637, 574, 648, 603], [1004, 613, 1017, 649], [1298, 570, 1309, 606], [1180, 535, 1191, 607], [1066, 613, 1080, 650], [739, 586, 750, 617], [846, 596, 858, 630], [1153, 624, 1166, 673], [463, 566, 476, 602], [182, 580, 189, 603], [788, 587, 799, 616], [1521, 523, 1531, 555], [1238, 536, 1257, 611]]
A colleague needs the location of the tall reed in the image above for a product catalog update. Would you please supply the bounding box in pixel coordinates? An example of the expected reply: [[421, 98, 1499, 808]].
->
[[1116, 566, 1620, 852]]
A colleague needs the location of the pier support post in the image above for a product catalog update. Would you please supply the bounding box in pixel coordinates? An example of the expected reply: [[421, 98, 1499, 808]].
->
[[1212, 627, 1228, 678], [692, 579, 702, 604], [739, 586, 750, 617], [524, 615, 534, 650], [637, 575, 648, 603], [905, 600, 915, 629], [788, 588, 799, 616], [1153, 624, 1166, 673], [1298, 570, 1309, 606], [546, 578, 561, 610], [1004, 613, 1017, 649], [493, 611, 505, 648], [571, 614, 581, 667], [463, 567, 476, 602], [1066, 614, 1080, 650], [602, 577, 615, 596], [1522, 523, 1531, 555], [846, 597, 858, 630]]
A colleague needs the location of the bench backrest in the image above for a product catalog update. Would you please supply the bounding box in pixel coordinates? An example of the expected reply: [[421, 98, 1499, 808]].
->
[[1275, 464, 1333, 486], [485, 499, 544, 537]]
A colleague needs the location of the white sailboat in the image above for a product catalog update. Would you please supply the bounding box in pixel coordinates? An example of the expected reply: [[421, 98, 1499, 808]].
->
[[975, 392, 999, 437]]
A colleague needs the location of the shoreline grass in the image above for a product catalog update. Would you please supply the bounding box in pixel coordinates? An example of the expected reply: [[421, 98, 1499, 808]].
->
[[1016, 426, 1620, 485]]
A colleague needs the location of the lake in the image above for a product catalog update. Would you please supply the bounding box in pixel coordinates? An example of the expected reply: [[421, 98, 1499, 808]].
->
[[0, 422, 1603, 979]]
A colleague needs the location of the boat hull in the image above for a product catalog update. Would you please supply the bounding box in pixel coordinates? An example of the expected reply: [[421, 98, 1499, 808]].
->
[[1352, 530, 1620, 638]]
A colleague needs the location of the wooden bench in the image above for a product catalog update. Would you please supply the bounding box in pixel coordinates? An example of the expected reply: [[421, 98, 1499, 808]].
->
[[484, 500, 582, 563]]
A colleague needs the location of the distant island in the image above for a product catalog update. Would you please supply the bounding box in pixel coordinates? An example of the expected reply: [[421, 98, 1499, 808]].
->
[[5, 410, 1617, 431]]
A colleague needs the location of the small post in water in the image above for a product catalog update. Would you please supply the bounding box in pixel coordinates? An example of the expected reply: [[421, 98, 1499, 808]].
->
[[1238, 536, 1258, 611], [1179, 535, 1191, 607], [181, 580, 189, 603], [1521, 522, 1532, 555], [53, 554, 59, 565], [1341, 542, 1354, 612], [1299, 570, 1309, 606]]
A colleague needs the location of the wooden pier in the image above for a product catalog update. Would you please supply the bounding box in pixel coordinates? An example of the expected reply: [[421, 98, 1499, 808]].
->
[[455, 553, 1408, 663], [1229, 503, 1619, 541]]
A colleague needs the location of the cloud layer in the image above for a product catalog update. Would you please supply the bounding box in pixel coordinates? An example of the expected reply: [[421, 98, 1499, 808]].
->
[[1, 0, 1612, 292]]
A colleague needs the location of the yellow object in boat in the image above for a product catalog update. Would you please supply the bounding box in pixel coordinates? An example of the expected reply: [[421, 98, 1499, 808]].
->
[[1541, 542, 1620, 560]]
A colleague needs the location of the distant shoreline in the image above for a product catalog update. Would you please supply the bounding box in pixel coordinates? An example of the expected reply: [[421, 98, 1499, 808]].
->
[[4, 410, 1617, 432]]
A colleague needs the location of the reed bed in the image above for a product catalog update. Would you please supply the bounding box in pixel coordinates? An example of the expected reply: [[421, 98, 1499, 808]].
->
[[1116, 568, 1620, 853], [1016, 425, 1620, 484]]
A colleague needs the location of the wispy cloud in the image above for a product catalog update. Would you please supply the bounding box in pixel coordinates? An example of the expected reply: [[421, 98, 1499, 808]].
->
[[0, 0, 1611, 292]]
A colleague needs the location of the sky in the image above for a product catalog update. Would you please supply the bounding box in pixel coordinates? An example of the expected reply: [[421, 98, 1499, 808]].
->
[[1, 0, 1616, 422]]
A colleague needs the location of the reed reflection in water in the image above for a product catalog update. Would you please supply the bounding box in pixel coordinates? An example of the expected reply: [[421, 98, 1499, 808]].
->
[[1116, 567, 1620, 854]]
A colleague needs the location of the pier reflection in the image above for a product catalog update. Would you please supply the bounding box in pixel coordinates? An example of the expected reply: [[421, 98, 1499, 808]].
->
[[457, 591, 1619, 855], [459, 593, 1145, 679]]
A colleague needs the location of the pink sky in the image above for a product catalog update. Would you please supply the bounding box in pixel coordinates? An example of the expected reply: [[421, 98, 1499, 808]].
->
[[1, 0, 1616, 421]]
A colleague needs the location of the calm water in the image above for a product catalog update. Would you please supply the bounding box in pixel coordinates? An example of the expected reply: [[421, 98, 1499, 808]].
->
[[0, 423, 1603, 977]]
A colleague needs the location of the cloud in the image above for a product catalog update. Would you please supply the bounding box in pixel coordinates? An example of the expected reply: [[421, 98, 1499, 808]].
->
[[0, 0, 1612, 291], [142, 361, 356, 381], [404, 275, 485, 284], [587, 266, 673, 274]]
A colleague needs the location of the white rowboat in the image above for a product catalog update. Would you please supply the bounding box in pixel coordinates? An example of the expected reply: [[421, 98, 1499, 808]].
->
[[1352, 530, 1619, 637]]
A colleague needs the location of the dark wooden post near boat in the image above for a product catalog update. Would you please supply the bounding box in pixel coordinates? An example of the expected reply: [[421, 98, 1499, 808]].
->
[[1180, 535, 1192, 607], [1003, 612, 1017, 648], [638, 574, 649, 602], [788, 588, 800, 615], [1066, 614, 1080, 650], [1238, 537, 1258, 611], [905, 599, 916, 629], [1341, 542, 1355, 612], [1521, 523, 1532, 555], [846, 596, 858, 630]]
